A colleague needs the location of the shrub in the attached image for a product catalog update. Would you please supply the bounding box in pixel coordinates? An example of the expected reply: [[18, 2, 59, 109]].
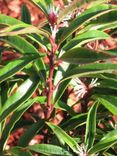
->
[[0, 0, 117, 155]]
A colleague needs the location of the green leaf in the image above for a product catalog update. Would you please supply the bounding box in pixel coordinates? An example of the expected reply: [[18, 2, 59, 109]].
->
[[60, 4, 117, 43], [0, 98, 39, 152], [27, 34, 47, 52], [82, 21, 117, 33], [18, 120, 44, 147], [94, 87, 117, 97], [58, 0, 108, 24], [54, 79, 71, 104], [44, 0, 53, 6], [60, 47, 113, 64], [0, 14, 23, 25], [30, 0, 48, 15], [61, 63, 117, 82], [0, 26, 49, 38], [85, 102, 98, 150], [88, 130, 117, 155], [61, 113, 87, 131], [0, 55, 38, 83], [63, 30, 109, 51], [10, 147, 33, 156], [90, 9, 117, 25], [0, 82, 8, 105], [1, 36, 39, 54], [0, 14, 49, 37], [47, 122, 80, 154], [54, 64, 74, 103], [98, 79, 117, 90], [98, 95, 117, 115], [28, 144, 71, 156], [33, 59, 46, 83], [80, 9, 117, 33], [21, 4, 31, 24], [0, 77, 39, 122], [55, 100, 76, 116], [1, 36, 46, 78]]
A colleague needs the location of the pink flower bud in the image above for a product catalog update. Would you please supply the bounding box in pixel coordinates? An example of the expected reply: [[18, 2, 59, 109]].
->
[[48, 12, 57, 28]]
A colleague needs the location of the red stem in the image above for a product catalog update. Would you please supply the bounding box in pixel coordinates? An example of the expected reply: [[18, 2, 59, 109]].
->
[[46, 36, 57, 119], [47, 53, 54, 107]]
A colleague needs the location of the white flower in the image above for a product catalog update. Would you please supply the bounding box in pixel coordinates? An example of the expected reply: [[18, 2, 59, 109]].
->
[[47, 5, 59, 15], [89, 78, 100, 89], [79, 144, 87, 156], [73, 78, 88, 98], [73, 78, 100, 99], [50, 25, 58, 39]]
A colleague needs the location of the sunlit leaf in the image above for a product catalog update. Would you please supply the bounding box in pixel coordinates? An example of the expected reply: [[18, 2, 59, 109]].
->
[[63, 30, 109, 51], [47, 122, 80, 154], [28, 144, 71, 156], [60, 4, 117, 43], [88, 130, 117, 154], [0, 55, 39, 83], [85, 102, 98, 150], [0, 77, 39, 122], [61, 63, 117, 82], [98, 95, 117, 115], [60, 47, 113, 64], [0, 97, 40, 152]]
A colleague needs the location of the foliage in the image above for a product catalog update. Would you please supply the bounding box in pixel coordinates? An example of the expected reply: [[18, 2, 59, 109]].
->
[[0, 0, 117, 155]]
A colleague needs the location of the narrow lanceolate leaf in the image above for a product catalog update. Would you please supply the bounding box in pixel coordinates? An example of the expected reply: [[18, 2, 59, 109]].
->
[[54, 64, 75, 104], [1, 36, 40, 54], [63, 30, 109, 51], [90, 9, 117, 26], [85, 102, 98, 150], [55, 100, 76, 116], [1, 36, 46, 78], [30, 0, 48, 16], [60, 47, 113, 64], [18, 120, 44, 147], [0, 14, 23, 25], [98, 79, 117, 90], [80, 21, 117, 34], [88, 130, 117, 155], [0, 97, 40, 152], [47, 122, 80, 154], [27, 34, 47, 52], [58, 0, 107, 24], [0, 26, 49, 38], [0, 55, 38, 83], [78, 9, 117, 34], [28, 144, 71, 156], [10, 147, 33, 156], [36, 0, 54, 10], [0, 77, 39, 122], [60, 4, 117, 43], [0, 14, 49, 37], [21, 4, 31, 24], [61, 113, 87, 131], [61, 63, 117, 82], [98, 95, 117, 115], [54, 79, 71, 104]]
